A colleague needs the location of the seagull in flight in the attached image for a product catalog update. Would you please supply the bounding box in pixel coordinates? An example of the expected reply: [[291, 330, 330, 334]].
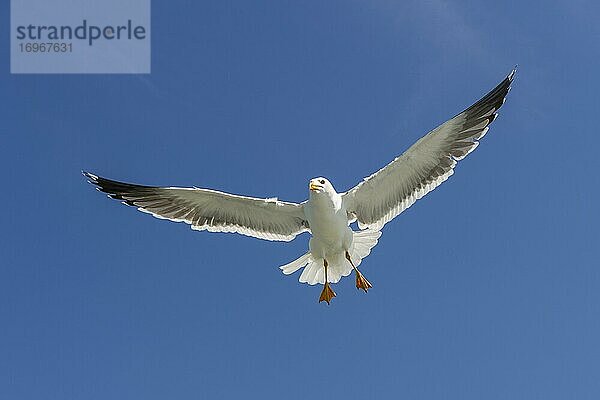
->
[[84, 68, 515, 304]]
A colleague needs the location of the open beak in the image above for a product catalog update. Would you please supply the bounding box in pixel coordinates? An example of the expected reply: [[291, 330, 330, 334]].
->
[[309, 182, 321, 191]]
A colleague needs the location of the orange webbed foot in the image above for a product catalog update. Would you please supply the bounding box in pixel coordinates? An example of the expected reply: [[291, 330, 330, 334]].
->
[[355, 270, 373, 293], [318, 282, 337, 304]]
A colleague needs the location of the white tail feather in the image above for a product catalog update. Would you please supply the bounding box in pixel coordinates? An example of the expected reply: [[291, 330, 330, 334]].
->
[[279, 229, 382, 285], [279, 252, 312, 275]]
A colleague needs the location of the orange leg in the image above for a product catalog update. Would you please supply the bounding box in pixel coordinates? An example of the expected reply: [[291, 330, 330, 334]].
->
[[318, 259, 336, 304], [345, 252, 372, 292]]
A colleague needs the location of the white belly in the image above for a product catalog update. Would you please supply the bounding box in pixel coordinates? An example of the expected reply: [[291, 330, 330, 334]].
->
[[304, 194, 352, 259]]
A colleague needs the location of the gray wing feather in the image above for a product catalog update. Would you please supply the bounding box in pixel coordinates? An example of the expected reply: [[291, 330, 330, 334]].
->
[[343, 68, 515, 230], [84, 172, 309, 241]]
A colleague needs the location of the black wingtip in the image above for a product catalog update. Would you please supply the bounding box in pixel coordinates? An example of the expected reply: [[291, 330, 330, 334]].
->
[[81, 172, 161, 208], [508, 66, 517, 81], [82, 170, 99, 184]]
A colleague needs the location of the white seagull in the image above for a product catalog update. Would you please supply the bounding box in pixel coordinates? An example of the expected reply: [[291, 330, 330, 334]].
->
[[84, 69, 515, 304]]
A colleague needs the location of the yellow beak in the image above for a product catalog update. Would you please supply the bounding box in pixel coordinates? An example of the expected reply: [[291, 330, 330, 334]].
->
[[309, 182, 320, 191]]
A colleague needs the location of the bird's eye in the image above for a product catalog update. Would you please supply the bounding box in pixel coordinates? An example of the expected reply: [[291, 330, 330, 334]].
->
[[319, 179, 325, 185]]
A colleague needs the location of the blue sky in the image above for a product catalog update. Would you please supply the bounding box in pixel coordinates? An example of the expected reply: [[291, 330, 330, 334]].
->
[[2, 1, 599, 399]]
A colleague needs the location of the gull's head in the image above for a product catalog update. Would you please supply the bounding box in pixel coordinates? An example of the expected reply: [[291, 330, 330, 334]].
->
[[309, 177, 334, 195]]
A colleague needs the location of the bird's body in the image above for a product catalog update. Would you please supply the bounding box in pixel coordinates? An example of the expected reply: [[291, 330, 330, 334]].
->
[[280, 178, 379, 301], [305, 181, 351, 260], [85, 68, 515, 304]]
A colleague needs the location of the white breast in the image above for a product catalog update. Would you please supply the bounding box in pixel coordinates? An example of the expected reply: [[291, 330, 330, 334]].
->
[[304, 191, 352, 258]]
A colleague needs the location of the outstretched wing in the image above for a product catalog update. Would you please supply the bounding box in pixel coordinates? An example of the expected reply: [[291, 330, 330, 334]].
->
[[84, 172, 309, 241], [343, 68, 515, 231]]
